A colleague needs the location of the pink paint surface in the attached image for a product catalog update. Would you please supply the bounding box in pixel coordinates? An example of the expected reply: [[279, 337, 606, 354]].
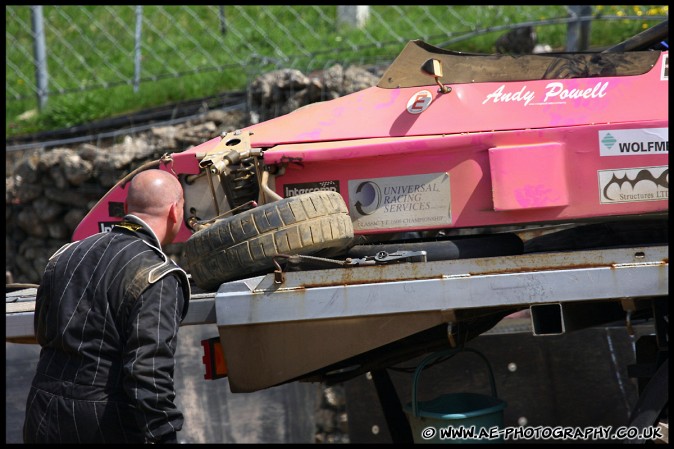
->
[[74, 51, 668, 241]]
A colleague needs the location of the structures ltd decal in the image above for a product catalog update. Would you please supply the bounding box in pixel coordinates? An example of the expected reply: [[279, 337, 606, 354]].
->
[[598, 166, 668, 204]]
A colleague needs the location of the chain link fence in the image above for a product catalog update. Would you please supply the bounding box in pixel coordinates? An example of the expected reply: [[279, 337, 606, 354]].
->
[[6, 5, 668, 116]]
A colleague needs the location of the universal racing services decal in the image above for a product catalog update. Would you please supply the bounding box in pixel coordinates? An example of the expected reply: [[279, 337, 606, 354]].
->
[[348, 173, 451, 231], [598, 128, 668, 156], [598, 166, 668, 204], [283, 180, 340, 197]]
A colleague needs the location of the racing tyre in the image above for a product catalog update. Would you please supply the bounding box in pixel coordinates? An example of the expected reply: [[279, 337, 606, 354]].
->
[[185, 191, 354, 290]]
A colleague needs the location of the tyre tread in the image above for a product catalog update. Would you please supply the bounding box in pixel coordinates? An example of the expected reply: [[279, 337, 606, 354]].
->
[[186, 191, 353, 290]]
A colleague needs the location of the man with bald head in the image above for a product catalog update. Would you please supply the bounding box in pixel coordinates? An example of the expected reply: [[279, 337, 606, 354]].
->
[[24, 169, 190, 444], [126, 168, 185, 246]]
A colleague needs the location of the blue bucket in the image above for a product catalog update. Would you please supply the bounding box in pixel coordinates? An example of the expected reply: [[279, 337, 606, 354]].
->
[[403, 348, 507, 444]]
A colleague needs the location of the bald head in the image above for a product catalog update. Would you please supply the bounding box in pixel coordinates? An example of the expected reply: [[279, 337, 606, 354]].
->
[[126, 169, 183, 215], [125, 169, 185, 246]]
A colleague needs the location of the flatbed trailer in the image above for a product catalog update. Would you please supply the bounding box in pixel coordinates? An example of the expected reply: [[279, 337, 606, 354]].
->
[[7, 243, 668, 443]]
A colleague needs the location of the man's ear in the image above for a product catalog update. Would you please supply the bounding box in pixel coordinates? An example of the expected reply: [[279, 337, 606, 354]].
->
[[168, 202, 179, 223]]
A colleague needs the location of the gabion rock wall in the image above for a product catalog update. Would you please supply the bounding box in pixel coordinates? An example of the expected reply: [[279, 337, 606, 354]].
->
[[5, 114, 241, 284], [6, 64, 381, 285]]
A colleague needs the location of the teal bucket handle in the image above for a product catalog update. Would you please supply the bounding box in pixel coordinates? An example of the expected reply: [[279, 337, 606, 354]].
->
[[411, 347, 498, 418]]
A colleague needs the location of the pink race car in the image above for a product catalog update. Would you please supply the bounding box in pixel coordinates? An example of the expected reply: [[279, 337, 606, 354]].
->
[[74, 22, 668, 292]]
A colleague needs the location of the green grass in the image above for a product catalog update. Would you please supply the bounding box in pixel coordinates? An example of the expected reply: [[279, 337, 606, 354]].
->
[[5, 5, 668, 139]]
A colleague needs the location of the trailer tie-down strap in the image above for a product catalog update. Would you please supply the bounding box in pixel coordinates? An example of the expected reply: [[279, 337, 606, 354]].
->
[[272, 251, 428, 284]]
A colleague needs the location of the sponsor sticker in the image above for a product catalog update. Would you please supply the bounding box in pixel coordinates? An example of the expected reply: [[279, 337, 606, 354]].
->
[[598, 166, 668, 204], [407, 90, 433, 114], [598, 128, 668, 156], [99, 221, 120, 233], [284, 180, 340, 197], [348, 173, 451, 231], [108, 201, 125, 218], [662, 54, 668, 81]]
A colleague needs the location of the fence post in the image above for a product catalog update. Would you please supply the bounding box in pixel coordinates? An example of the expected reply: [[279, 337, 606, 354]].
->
[[219, 6, 227, 35], [566, 5, 592, 51], [337, 5, 369, 29], [31, 5, 48, 111], [134, 5, 143, 93]]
